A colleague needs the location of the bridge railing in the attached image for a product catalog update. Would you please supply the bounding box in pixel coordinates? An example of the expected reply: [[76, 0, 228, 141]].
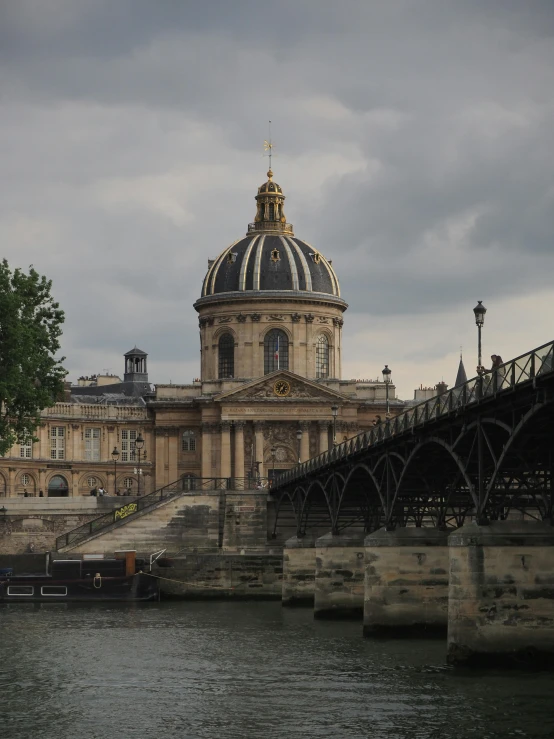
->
[[274, 339, 554, 488]]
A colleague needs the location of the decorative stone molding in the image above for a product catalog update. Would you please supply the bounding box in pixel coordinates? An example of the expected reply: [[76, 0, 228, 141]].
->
[[267, 314, 285, 321], [218, 317, 232, 323], [201, 422, 219, 434], [300, 421, 310, 432], [237, 313, 247, 323], [317, 317, 329, 323], [305, 314, 314, 323], [220, 421, 232, 432], [251, 313, 261, 322], [233, 420, 245, 430], [254, 421, 265, 432], [71, 424, 80, 430], [291, 313, 301, 322], [318, 420, 330, 430], [333, 317, 344, 327]]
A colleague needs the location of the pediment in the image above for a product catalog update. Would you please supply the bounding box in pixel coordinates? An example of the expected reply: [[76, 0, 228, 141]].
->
[[215, 370, 350, 402]]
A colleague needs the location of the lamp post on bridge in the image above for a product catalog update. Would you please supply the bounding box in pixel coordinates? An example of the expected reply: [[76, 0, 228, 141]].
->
[[111, 446, 119, 496], [382, 364, 392, 418], [473, 301, 487, 375], [331, 405, 338, 446], [296, 428, 302, 465], [135, 433, 145, 497]]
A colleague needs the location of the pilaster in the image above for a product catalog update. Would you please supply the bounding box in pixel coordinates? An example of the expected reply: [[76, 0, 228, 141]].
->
[[234, 421, 245, 480], [254, 421, 265, 479], [220, 421, 232, 478]]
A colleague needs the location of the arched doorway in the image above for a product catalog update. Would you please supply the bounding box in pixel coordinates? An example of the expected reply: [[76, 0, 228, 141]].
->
[[48, 475, 69, 497]]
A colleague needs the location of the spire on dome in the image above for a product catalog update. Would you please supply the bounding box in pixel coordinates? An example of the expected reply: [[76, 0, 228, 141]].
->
[[455, 351, 468, 387]]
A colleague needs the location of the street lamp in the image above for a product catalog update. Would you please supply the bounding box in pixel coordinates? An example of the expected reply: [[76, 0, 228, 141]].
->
[[296, 429, 303, 464], [270, 446, 276, 486], [135, 433, 145, 497], [111, 446, 120, 496], [473, 301, 487, 375], [331, 405, 338, 446], [382, 364, 392, 418]]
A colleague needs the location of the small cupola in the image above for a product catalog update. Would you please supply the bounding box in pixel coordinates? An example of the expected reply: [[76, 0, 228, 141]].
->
[[123, 346, 148, 383], [249, 169, 293, 235]]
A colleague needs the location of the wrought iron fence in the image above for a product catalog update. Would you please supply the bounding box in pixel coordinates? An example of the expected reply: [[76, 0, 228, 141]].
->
[[55, 476, 269, 550], [275, 339, 554, 488]]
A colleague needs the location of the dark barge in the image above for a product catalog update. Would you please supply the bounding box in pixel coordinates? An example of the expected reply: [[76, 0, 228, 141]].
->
[[0, 550, 159, 603]]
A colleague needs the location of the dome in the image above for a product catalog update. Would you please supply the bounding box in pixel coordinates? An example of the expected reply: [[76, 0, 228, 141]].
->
[[199, 169, 342, 301], [201, 234, 341, 297]]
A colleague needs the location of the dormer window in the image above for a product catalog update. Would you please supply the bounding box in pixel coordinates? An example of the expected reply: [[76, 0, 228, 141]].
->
[[227, 252, 238, 264], [271, 248, 280, 262], [309, 251, 321, 264]]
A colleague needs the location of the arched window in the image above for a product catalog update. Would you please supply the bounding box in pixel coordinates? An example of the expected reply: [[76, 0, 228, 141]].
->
[[268, 202, 275, 221], [315, 334, 330, 378], [182, 430, 197, 452], [87, 476, 97, 488], [123, 477, 134, 490], [264, 329, 289, 374], [218, 333, 234, 378]]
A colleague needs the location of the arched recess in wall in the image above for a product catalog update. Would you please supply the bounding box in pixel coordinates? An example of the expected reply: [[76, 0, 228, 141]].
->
[[47, 474, 69, 498], [17, 472, 37, 496], [264, 328, 289, 373], [0, 472, 6, 497]]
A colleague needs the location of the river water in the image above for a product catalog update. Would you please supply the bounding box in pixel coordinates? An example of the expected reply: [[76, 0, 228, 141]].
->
[[1, 602, 553, 739]]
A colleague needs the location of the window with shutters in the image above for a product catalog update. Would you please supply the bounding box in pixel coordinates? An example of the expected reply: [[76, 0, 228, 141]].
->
[[50, 427, 65, 460], [84, 428, 101, 461]]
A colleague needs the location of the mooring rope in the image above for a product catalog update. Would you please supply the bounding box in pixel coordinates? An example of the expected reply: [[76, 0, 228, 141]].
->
[[138, 570, 259, 590]]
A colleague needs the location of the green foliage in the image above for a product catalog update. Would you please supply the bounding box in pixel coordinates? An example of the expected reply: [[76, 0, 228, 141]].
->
[[0, 260, 67, 455]]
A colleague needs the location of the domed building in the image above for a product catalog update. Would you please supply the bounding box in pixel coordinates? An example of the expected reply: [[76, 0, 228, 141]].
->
[[149, 169, 405, 489]]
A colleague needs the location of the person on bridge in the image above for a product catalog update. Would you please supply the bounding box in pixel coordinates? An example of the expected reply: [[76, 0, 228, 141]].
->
[[491, 354, 505, 389]]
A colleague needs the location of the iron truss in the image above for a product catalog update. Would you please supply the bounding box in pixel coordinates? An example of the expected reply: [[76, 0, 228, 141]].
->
[[271, 341, 554, 537]]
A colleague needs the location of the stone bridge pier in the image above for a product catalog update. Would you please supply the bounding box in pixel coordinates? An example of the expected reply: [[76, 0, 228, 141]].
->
[[363, 527, 449, 637], [447, 521, 554, 666], [313, 532, 366, 619], [282, 535, 317, 607]]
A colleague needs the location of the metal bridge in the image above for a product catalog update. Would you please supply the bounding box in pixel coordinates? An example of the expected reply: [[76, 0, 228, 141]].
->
[[271, 340, 554, 538]]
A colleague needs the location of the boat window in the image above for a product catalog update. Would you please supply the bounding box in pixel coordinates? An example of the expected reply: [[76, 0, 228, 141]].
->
[[41, 585, 68, 596], [7, 585, 34, 596]]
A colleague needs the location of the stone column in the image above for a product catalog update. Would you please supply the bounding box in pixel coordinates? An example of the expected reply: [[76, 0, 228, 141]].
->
[[363, 527, 449, 637], [220, 421, 231, 479], [154, 429, 167, 488], [283, 535, 318, 607], [201, 423, 213, 479], [318, 420, 329, 455], [234, 421, 245, 481], [314, 532, 366, 619], [168, 429, 178, 483], [8, 467, 16, 497], [38, 468, 46, 497], [254, 421, 264, 479], [447, 521, 554, 667], [300, 421, 310, 463]]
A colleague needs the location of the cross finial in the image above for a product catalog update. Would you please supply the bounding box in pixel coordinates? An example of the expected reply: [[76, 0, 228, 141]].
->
[[263, 120, 273, 171]]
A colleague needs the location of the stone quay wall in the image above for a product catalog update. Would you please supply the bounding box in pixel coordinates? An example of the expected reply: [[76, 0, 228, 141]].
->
[[152, 553, 283, 599]]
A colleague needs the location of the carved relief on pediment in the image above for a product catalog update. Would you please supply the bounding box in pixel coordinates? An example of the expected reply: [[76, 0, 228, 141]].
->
[[239, 378, 326, 400]]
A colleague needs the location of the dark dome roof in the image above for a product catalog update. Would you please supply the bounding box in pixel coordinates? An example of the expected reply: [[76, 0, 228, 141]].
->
[[201, 234, 340, 298]]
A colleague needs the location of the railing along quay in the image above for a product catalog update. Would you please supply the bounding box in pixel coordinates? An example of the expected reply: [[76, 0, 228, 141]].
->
[[56, 476, 270, 550], [274, 340, 554, 489]]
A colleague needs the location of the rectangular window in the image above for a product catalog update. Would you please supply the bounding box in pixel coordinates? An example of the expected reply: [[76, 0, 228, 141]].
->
[[121, 430, 137, 462], [50, 426, 65, 460], [20, 439, 33, 459], [84, 428, 101, 461], [7, 586, 34, 596], [41, 585, 68, 596]]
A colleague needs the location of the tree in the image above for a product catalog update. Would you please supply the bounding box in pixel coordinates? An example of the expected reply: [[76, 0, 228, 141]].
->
[[0, 260, 67, 456]]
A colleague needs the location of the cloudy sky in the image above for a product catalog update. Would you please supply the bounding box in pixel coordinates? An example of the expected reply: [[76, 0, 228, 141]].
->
[[1, 0, 553, 400]]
